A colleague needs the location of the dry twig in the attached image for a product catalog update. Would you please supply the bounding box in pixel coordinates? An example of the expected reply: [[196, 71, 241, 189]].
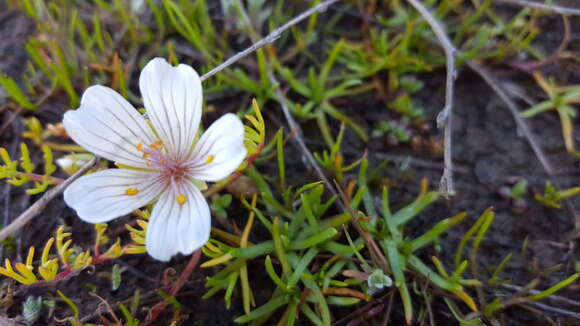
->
[[268, 70, 344, 208], [502, 283, 580, 309], [0, 156, 99, 242], [467, 62, 580, 230], [467, 62, 554, 174], [496, 0, 580, 16], [0, 0, 342, 243], [233, 0, 346, 209], [0, 316, 24, 326], [405, 0, 458, 197], [200, 0, 339, 82]]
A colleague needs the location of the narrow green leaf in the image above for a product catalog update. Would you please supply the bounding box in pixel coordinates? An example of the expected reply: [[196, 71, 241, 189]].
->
[[0, 74, 36, 110], [392, 192, 439, 227], [234, 295, 288, 323], [289, 228, 337, 250], [111, 264, 121, 291]]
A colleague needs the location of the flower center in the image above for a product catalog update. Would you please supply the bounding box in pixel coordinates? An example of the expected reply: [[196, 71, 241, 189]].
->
[[138, 141, 193, 205], [123, 141, 216, 206], [139, 141, 190, 183]]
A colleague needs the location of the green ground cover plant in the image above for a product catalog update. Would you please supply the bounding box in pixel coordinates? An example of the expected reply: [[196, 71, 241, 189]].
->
[[0, 0, 580, 325]]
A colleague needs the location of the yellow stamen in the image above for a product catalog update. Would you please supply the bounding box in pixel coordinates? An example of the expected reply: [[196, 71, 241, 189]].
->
[[136, 142, 144, 152], [125, 188, 139, 196], [205, 155, 215, 163], [150, 140, 164, 150], [142, 152, 151, 159], [176, 193, 186, 205]]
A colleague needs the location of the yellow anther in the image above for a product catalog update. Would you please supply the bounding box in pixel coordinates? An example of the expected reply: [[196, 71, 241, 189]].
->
[[205, 155, 215, 163], [136, 142, 144, 152], [176, 193, 187, 205], [125, 188, 139, 196], [150, 140, 164, 150], [142, 152, 151, 159]]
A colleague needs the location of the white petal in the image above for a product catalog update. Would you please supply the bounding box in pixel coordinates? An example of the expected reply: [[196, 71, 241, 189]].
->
[[63, 86, 155, 169], [146, 180, 210, 261], [189, 113, 247, 182], [139, 58, 202, 161], [64, 169, 163, 223]]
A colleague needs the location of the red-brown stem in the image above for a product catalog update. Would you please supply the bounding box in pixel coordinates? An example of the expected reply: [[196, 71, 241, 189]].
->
[[91, 253, 107, 265], [17, 172, 64, 184], [54, 266, 73, 280], [140, 250, 202, 326]]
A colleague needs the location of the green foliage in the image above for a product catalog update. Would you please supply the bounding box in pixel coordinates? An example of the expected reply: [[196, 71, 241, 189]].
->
[[203, 184, 362, 325], [162, 0, 217, 60], [366, 185, 477, 323], [2, 0, 577, 324], [522, 73, 580, 158], [22, 296, 43, 324], [276, 39, 369, 147], [535, 181, 580, 209], [510, 180, 528, 200], [243, 99, 266, 157], [0, 73, 37, 110], [314, 124, 364, 183], [119, 303, 140, 326], [56, 290, 82, 326], [367, 269, 392, 295], [210, 194, 233, 218], [111, 264, 122, 291], [372, 121, 412, 144], [0, 224, 142, 285], [220, 49, 274, 102], [0, 142, 58, 195]]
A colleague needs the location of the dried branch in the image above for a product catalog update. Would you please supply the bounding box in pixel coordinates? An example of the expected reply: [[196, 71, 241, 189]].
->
[[268, 70, 345, 210], [0, 0, 342, 243], [467, 62, 554, 174], [0, 316, 25, 326], [522, 301, 580, 321], [405, 0, 458, 197], [496, 0, 580, 16], [466, 63, 580, 229], [200, 0, 339, 82], [502, 283, 580, 309], [231, 0, 346, 209], [0, 156, 99, 242]]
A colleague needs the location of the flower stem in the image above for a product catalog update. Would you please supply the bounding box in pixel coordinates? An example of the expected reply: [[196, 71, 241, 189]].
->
[[17, 172, 64, 184], [141, 250, 202, 326]]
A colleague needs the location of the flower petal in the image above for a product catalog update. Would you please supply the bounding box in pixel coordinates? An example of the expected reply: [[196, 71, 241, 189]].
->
[[64, 169, 163, 223], [146, 180, 210, 261], [139, 57, 202, 161], [63, 85, 155, 169], [189, 113, 247, 182]]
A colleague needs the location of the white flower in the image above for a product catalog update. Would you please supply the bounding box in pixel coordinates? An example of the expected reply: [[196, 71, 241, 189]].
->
[[62, 58, 247, 261]]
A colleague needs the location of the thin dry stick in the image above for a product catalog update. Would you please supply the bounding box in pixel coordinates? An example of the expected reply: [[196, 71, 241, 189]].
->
[[520, 300, 580, 321], [467, 62, 555, 174], [233, 0, 345, 209], [269, 70, 344, 210], [0, 156, 98, 242], [0, 316, 24, 326], [502, 283, 580, 309], [405, 0, 458, 197], [0, 107, 24, 136], [0, 0, 342, 243], [495, 0, 580, 16], [469, 63, 580, 230], [200, 0, 339, 82]]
